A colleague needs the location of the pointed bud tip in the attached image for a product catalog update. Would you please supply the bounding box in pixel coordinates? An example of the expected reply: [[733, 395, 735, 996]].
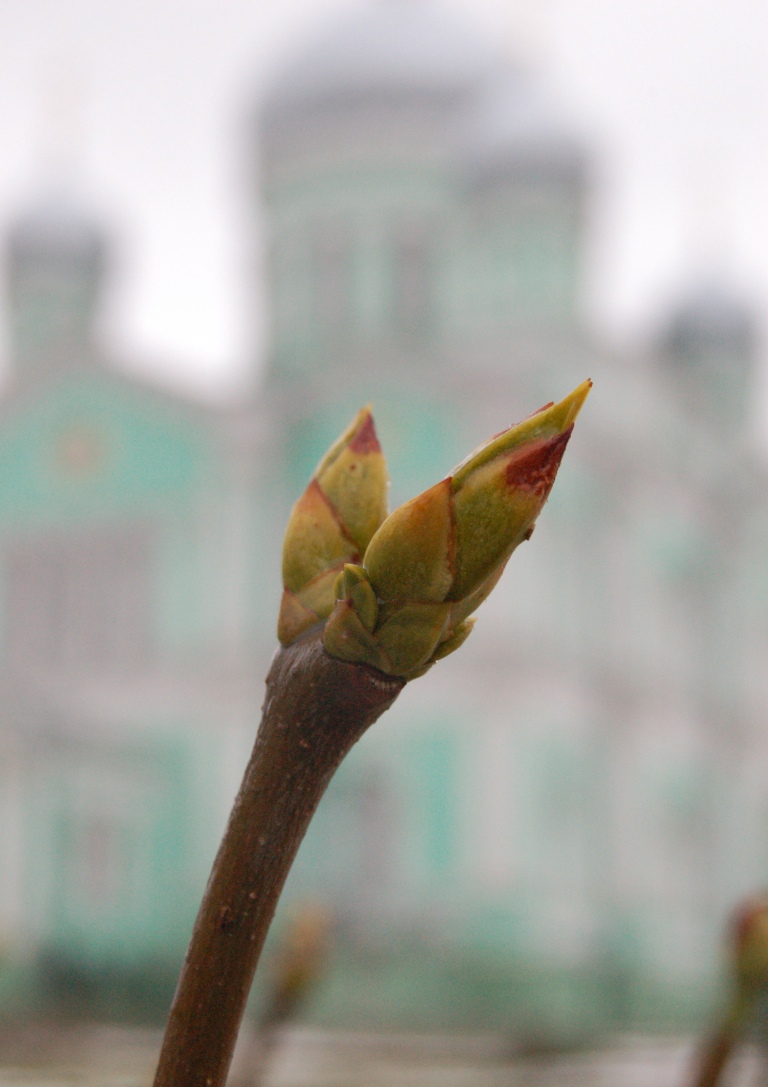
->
[[348, 409, 381, 455], [314, 404, 379, 480], [559, 378, 592, 428], [451, 379, 592, 490], [510, 378, 591, 438]]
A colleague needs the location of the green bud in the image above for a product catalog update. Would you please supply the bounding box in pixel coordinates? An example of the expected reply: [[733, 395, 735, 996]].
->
[[277, 589, 319, 647], [282, 479, 357, 596], [314, 405, 389, 556], [448, 565, 505, 630], [363, 479, 454, 604], [284, 382, 590, 676], [448, 380, 592, 601], [450, 380, 591, 488], [363, 380, 591, 612], [336, 563, 379, 632], [322, 599, 390, 672], [375, 602, 451, 678], [278, 408, 389, 646]]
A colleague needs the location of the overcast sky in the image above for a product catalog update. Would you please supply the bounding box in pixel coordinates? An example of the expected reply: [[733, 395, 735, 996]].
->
[[0, 0, 766, 415]]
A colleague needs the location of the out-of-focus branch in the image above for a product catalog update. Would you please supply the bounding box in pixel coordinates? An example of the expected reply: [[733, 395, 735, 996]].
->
[[689, 894, 768, 1087]]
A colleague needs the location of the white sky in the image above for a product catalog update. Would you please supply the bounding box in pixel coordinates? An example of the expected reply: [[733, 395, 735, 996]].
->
[[0, 0, 766, 414]]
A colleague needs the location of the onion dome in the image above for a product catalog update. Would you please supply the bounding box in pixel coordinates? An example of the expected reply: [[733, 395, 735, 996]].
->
[[457, 67, 586, 183], [665, 279, 755, 360], [6, 188, 108, 367], [663, 277, 756, 430], [261, 0, 497, 131]]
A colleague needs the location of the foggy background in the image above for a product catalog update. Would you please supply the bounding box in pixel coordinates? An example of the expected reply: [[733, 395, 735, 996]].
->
[[0, 2, 768, 1085], [0, 0, 766, 408]]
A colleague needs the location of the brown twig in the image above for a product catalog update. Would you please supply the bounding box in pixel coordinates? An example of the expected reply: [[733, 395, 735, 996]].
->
[[689, 1030, 736, 1087], [152, 628, 404, 1087]]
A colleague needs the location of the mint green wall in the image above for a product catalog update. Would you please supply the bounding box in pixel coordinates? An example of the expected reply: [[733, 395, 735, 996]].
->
[[156, 516, 210, 652], [0, 369, 239, 993], [0, 373, 230, 659], [268, 165, 452, 371], [0, 376, 211, 526], [407, 724, 460, 883], [267, 163, 582, 379], [448, 207, 580, 336], [37, 730, 196, 964]]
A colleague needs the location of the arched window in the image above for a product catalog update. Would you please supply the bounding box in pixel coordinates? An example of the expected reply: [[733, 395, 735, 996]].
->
[[5, 525, 153, 672]]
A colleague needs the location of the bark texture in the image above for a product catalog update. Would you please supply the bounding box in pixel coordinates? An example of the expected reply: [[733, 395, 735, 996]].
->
[[153, 629, 405, 1087]]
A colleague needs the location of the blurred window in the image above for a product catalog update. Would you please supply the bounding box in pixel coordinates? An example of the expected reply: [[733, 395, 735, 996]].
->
[[310, 225, 351, 343], [393, 223, 432, 343], [78, 812, 125, 909], [5, 525, 153, 672]]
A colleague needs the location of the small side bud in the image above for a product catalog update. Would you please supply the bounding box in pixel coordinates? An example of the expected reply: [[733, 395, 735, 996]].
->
[[337, 563, 379, 632], [322, 599, 390, 673], [432, 617, 475, 661]]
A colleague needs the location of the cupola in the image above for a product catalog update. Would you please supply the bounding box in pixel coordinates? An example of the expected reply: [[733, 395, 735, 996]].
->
[[6, 188, 108, 382]]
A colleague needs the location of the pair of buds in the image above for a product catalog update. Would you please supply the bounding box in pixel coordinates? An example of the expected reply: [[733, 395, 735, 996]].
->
[[278, 380, 591, 680]]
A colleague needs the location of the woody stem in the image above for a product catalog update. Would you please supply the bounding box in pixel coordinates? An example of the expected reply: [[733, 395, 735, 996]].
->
[[689, 1029, 737, 1087], [152, 628, 404, 1087]]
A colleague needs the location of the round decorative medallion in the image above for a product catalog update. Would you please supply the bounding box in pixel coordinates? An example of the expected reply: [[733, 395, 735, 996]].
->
[[54, 424, 106, 478]]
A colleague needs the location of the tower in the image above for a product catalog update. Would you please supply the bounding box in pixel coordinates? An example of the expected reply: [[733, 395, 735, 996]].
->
[[663, 279, 756, 434], [256, 0, 588, 500], [5, 189, 107, 387]]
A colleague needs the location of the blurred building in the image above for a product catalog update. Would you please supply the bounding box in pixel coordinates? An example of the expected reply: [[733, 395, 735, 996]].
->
[[1, 0, 768, 1037], [0, 192, 263, 1017], [255, 0, 768, 1034]]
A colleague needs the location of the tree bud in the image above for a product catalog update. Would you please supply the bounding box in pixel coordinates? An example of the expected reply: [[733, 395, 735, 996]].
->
[[278, 408, 389, 646], [280, 383, 590, 678]]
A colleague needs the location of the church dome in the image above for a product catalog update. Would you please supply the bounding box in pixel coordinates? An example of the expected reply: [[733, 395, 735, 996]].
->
[[665, 279, 755, 358], [8, 189, 106, 265], [662, 278, 756, 429], [458, 68, 586, 181], [261, 0, 497, 128], [5, 188, 109, 371]]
